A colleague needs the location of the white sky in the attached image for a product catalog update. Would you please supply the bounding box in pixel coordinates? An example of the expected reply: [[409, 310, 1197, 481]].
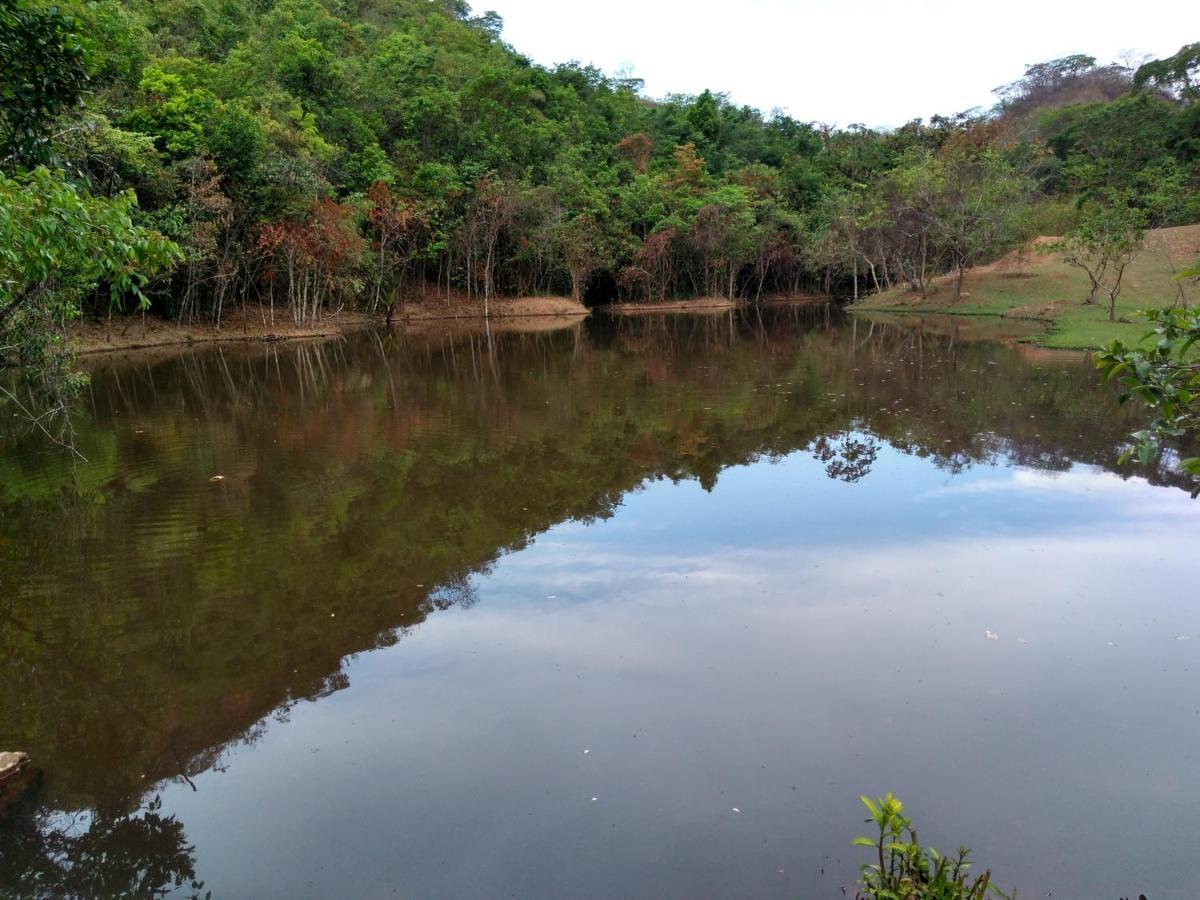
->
[[481, 0, 1194, 127]]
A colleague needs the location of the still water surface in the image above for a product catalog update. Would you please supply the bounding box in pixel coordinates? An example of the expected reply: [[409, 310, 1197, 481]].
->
[[1, 307, 1198, 898]]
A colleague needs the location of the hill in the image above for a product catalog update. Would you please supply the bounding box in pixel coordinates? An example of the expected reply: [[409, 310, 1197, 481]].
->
[[852, 224, 1200, 349]]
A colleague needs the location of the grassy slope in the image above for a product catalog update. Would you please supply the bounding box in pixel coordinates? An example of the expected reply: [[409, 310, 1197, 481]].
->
[[852, 224, 1200, 349]]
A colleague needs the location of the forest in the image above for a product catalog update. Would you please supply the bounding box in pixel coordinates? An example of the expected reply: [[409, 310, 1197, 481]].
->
[[1, 0, 1199, 391]]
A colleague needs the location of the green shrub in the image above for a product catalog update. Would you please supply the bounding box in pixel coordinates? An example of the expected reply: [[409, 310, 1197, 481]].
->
[[853, 793, 1011, 899]]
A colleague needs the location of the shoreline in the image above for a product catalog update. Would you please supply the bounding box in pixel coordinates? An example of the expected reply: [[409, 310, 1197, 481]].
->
[[604, 294, 830, 315], [69, 297, 590, 356], [848, 224, 1200, 350], [79, 300, 1080, 360], [604, 298, 745, 314], [71, 312, 377, 357], [68, 295, 842, 356]]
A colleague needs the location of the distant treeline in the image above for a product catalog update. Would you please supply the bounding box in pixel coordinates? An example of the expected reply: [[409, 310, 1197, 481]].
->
[[2, 1, 1199, 326]]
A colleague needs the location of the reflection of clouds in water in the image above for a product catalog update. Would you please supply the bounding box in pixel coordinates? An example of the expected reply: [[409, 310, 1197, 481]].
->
[[155, 458, 1200, 900], [495, 530, 1196, 617], [471, 457, 1199, 666], [923, 463, 1196, 514], [499, 458, 1199, 619]]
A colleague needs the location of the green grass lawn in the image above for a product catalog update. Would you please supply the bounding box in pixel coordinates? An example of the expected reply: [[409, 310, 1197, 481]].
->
[[851, 225, 1200, 350]]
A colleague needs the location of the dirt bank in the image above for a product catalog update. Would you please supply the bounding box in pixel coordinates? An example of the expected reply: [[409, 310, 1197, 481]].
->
[[604, 297, 745, 314], [399, 313, 588, 338], [605, 294, 830, 315], [391, 295, 588, 321], [759, 294, 834, 307], [69, 297, 589, 356], [70, 309, 375, 356]]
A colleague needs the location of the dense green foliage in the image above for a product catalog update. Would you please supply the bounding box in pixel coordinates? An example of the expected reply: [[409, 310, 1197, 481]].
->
[[2, 0, 1197, 334], [0, 0, 89, 165], [1, 2, 179, 414], [0, 165, 179, 422]]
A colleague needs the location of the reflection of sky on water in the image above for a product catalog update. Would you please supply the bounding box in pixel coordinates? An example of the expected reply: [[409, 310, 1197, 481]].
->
[[162, 444, 1200, 899]]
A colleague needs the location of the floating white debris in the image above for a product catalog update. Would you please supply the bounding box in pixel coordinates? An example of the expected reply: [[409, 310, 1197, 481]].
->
[[583, 749, 590, 754], [591, 797, 598, 802], [1176, 635, 1192, 641], [985, 630, 999, 641], [732, 807, 741, 813], [209, 475, 225, 482]]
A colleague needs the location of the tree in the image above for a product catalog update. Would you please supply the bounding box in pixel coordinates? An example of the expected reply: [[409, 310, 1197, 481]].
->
[[625, 228, 679, 302], [556, 214, 609, 303], [0, 168, 180, 421], [0, 1, 89, 166], [614, 133, 653, 174], [367, 181, 429, 313], [879, 151, 940, 298], [177, 156, 233, 324], [690, 186, 758, 299], [1050, 196, 1146, 321], [823, 189, 878, 300], [125, 66, 216, 158], [928, 146, 1032, 301], [686, 90, 722, 149], [257, 199, 366, 324], [1134, 42, 1200, 103], [469, 10, 504, 39], [667, 143, 708, 194], [458, 178, 518, 315]]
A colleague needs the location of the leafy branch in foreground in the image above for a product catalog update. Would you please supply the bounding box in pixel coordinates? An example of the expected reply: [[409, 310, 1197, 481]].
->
[[1095, 305, 1200, 496], [0, 167, 180, 433], [853, 793, 1010, 900]]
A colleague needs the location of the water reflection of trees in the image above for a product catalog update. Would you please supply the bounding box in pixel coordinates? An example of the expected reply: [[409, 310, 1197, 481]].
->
[[812, 432, 881, 483], [0, 305, 1181, 889], [0, 794, 205, 899]]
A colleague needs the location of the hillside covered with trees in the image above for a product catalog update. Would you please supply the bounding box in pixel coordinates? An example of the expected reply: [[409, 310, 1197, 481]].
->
[[2, 0, 1199, 391]]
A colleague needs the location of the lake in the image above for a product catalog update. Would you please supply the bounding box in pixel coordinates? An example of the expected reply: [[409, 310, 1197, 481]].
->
[[2, 306, 1198, 898]]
